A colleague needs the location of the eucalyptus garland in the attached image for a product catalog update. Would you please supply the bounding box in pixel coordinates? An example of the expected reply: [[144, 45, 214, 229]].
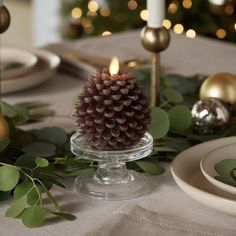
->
[[1, 71, 236, 228]]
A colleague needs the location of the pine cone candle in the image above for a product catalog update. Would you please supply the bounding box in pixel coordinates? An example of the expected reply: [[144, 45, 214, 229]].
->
[[75, 68, 151, 151]]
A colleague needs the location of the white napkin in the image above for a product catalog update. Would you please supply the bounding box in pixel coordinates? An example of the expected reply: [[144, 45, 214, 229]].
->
[[85, 205, 236, 236]]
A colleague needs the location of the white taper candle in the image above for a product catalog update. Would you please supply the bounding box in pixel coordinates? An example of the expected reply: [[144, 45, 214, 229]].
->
[[147, 0, 165, 28]]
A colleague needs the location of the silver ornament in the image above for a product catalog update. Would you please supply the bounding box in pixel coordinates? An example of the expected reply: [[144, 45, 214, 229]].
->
[[191, 98, 231, 134]]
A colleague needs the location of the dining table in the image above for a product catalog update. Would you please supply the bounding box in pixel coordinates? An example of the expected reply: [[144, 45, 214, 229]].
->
[[1, 29, 236, 236]]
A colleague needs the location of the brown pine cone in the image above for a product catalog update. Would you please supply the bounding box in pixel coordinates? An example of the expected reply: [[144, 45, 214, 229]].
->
[[75, 68, 151, 150]]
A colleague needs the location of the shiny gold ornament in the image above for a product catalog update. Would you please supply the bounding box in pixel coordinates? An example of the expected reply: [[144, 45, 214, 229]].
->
[[0, 5, 11, 34], [0, 113, 10, 139], [141, 26, 171, 53], [200, 72, 236, 105]]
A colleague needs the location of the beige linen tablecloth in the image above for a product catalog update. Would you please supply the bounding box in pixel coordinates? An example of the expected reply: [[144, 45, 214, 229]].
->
[[1, 30, 236, 236]]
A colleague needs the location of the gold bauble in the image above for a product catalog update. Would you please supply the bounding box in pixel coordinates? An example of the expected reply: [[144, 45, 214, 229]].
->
[[0, 113, 10, 139], [200, 72, 236, 105], [0, 5, 11, 34]]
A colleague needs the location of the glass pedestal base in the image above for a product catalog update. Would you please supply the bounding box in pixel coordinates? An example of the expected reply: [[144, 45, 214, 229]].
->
[[75, 170, 149, 200], [71, 132, 153, 201]]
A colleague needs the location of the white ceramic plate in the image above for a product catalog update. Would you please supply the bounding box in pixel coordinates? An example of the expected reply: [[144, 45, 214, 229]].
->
[[1, 49, 60, 94], [200, 143, 236, 195], [1, 47, 38, 79], [171, 136, 236, 216]]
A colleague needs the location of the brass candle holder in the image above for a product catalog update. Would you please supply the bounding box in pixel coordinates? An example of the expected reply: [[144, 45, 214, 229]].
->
[[141, 26, 170, 106]]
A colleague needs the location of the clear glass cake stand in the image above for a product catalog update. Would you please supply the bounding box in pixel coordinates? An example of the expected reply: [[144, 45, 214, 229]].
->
[[70, 131, 153, 200]]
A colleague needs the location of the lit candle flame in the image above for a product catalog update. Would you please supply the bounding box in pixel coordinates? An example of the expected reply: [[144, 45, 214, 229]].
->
[[109, 57, 119, 75]]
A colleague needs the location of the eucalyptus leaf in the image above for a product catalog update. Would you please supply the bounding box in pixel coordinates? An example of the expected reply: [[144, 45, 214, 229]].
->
[[35, 127, 67, 146], [164, 88, 183, 104], [168, 105, 192, 131], [22, 142, 57, 157], [28, 108, 54, 119], [0, 139, 10, 152], [15, 154, 37, 169], [35, 157, 49, 168], [5, 195, 28, 218], [215, 159, 236, 182], [0, 101, 17, 118], [14, 181, 43, 205], [15, 101, 47, 109], [0, 166, 20, 191], [136, 161, 164, 175], [149, 107, 169, 139], [21, 206, 46, 228], [52, 212, 76, 221]]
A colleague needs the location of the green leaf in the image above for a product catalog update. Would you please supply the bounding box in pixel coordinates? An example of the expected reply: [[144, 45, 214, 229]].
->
[[14, 181, 43, 205], [0, 101, 17, 118], [35, 127, 67, 146], [148, 107, 170, 139], [35, 157, 49, 168], [215, 159, 236, 182], [164, 88, 183, 103], [15, 154, 37, 169], [136, 161, 165, 175], [0, 166, 20, 191], [21, 206, 46, 228], [168, 105, 192, 131], [45, 188, 60, 211], [28, 108, 54, 119], [14, 181, 34, 199], [15, 101, 46, 109], [22, 142, 57, 157], [5, 195, 28, 218], [0, 139, 10, 152], [51, 212, 76, 221]]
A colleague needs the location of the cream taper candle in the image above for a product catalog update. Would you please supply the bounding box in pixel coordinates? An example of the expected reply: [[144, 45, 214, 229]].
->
[[147, 0, 165, 28]]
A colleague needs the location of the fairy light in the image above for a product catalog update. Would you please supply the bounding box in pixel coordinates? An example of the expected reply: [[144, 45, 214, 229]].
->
[[216, 28, 226, 39], [88, 0, 99, 13], [173, 24, 184, 34], [102, 31, 112, 36], [163, 19, 171, 29], [128, 0, 138, 10], [209, 0, 225, 5], [140, 9, 148, 21], [234, 23, 236, 31], [168, 2, 178, 14], [100, 7, 110, 17], [182, 0, 192, 9], [71, 7, 82, 19], [186, 29, 196, 38], [82, 18, 92, 28], [224, 5, 234, 15]]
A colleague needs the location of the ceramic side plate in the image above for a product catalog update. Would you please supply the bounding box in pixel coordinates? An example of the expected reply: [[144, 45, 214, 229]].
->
[[200, 143, 236, 195], [171, 136, 236, 216], [1, 47, 38, 79], [1, 49, 60, 94]]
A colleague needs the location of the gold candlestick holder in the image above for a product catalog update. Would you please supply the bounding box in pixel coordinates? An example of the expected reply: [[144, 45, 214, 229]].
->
[[141, 26, 170, 106]]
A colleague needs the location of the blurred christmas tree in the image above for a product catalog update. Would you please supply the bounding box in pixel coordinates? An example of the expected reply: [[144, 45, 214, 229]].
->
[[61, 0, 236, 43]]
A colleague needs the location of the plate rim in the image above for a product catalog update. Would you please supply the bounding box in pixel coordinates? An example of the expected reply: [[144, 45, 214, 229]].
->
[[200, 143, 236, 195], [171, 136, 236, 205]]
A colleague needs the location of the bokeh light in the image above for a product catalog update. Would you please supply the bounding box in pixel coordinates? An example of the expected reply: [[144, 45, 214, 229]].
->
[[216, 28, 226, 38], [163, 19, 171, 29], [168, 2, 178, 14], [88, 0, 99, 13], [128, 0, 138, 10], [71, 7, 82, 19], [224, 5, 234, 15], [100, 7, 110, 17], [186, 29, 196, 38], [173, 23, 184, 34], [102, 31, 112, 36], [140, 9, 148, 21], [182, 0, 192, 9]]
